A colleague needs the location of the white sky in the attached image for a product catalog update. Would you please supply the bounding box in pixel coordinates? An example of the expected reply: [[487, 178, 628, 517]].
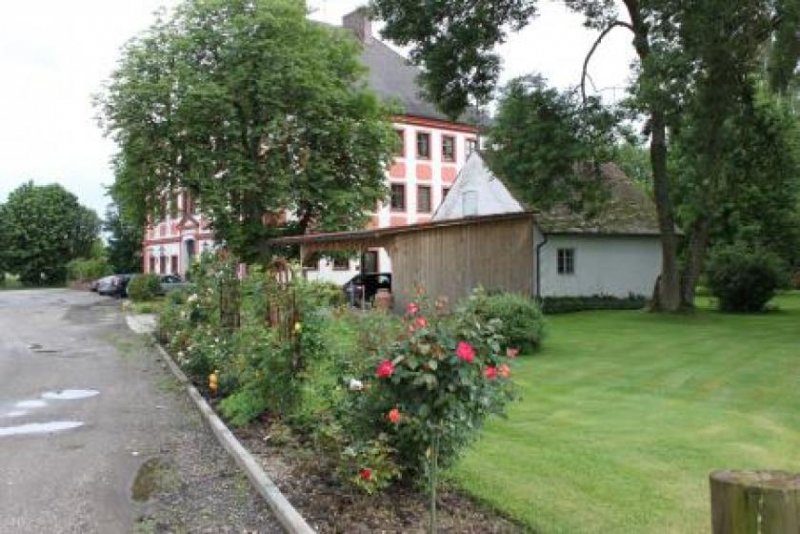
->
[[0, 0, 634, 217]]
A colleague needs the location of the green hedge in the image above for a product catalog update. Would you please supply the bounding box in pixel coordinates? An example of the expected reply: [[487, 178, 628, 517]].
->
[[127, 274, 161, 302], [541, 294, 647, 314], [460, 289, 545, 351], [66, 257, 111, 282]]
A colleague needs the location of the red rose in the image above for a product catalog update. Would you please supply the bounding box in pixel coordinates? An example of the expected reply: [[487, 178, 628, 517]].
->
[[387, 408, 401, 424], [415, 317, 428, 328], [359, 468, 372, 481], [484, 366, 498, 379], [376, 359, 395, 379], [406, 302, 419, 315], [506, 347, 520, 359], [455, 341, 475, 363], [498, 363, 511, 379]]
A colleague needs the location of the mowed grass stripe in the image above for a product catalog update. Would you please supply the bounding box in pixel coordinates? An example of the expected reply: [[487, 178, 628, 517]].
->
[[450, 292, 800, 533]]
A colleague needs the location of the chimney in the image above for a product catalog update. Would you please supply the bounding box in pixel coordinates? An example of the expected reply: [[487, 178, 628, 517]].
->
[[343, 7, 373, 43]]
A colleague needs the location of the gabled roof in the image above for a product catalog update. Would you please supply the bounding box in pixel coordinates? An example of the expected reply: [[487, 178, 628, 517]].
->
[[433, 152, 661, 236], [326, 10, 479, 126], [360, 39, 454, 123], [433, 152, 524, 220]]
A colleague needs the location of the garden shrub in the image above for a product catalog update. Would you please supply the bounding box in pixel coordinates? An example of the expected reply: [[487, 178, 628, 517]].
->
[[706, 244, 787, 312], [66, 257, 111, 282], [127, 273, 161, 302], [541, 294, 647, 314], [460, 288, 545, 351], [791, 270, 800, 290]]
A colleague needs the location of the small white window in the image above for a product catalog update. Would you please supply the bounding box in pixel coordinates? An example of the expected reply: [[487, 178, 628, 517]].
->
[[462, 191, 478, 216], [557, 248, 575, 275]]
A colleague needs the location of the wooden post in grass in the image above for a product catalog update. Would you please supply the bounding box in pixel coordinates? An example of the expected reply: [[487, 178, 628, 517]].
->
[[710, 470, 800, 533]]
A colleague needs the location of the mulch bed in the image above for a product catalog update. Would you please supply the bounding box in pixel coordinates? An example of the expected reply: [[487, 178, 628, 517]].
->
[[232, 422, 526, 533]]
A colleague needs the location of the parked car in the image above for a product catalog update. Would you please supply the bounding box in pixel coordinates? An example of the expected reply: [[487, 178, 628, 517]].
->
[[159, 274, 190, 295], [97, 274, 133, 298], [343, 273, 392, 307]]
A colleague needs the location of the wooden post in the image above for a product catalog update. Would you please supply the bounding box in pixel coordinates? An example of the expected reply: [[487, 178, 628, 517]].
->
[[710, 470, 800, 534]]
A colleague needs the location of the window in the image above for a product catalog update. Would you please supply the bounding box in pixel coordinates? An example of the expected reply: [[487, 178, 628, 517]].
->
[[148, 256, 156, 274], [557, 248, 575, 275], [417, 185, 432, 213], [462, 191, 478, 216], [171, 255, 179, 274], [390, 183, 406, 211], [159, 255, 167, 274], [466, 138, 478, 155], [417, 132, 431, 159], [332, 257, 350, 271], [394, 129, 405, 157], [442, 135, 456, 162]]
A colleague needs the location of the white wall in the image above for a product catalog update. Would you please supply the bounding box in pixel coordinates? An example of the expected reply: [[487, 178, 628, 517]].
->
[[538, 234, 661, 298]]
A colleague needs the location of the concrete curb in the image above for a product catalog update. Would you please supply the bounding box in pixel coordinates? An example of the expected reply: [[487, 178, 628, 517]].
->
[[150, 339, 315, 534]]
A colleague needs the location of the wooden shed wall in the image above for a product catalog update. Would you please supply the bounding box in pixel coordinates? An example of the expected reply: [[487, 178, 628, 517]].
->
[[388, 217, 535, 312]]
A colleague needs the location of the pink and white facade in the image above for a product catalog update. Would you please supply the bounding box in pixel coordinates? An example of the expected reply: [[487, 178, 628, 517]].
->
[[142, 10, 479, 280]]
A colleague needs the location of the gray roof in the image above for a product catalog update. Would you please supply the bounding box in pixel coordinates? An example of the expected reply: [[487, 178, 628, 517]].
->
[[319, 18, 477, 125], [533, 163, 661, 235], [359, 39, 454, 122]]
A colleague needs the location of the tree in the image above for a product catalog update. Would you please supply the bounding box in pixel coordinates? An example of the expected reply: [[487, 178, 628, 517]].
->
[[672, 86, 800, 287], [98, 0, 397, 263], [103, 203, 143, 274], [370, 0, 800, 311], [0, 182, 100, 285], [487, 75, 619, 212]]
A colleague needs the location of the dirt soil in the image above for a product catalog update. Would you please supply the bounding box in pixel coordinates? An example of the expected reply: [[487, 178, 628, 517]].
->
[[233, 423, 527, 533]]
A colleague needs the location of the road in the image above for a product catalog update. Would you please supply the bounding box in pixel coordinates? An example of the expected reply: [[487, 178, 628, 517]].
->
[[0, 289, 281, 533]]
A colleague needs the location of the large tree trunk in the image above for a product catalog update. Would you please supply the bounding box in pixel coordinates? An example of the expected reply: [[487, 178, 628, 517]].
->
[[623, 1, 683, 312], [649, 111, 683, 312], [681, 217, 711, 308]]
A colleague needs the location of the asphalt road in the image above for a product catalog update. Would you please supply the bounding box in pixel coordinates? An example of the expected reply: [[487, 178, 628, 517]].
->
[[0, 289, 281, 533]]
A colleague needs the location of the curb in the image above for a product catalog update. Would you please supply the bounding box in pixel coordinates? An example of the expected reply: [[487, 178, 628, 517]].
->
[[150, 338, 315, 534]]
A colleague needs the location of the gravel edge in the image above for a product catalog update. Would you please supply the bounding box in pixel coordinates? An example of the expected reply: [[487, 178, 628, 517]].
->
[[150, 338, 315, 534]]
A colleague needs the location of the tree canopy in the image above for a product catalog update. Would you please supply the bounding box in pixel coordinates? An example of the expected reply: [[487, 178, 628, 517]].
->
[[0, 182, 100, 285], [99, 0, 397, 263], [103, 202, 143, 274], [371, 0, 800, 310]]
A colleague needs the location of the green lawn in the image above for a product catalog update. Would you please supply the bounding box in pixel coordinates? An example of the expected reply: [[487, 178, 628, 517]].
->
[[450, 292, 800, 533]]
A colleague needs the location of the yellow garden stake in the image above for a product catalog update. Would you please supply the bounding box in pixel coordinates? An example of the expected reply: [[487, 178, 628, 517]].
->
[[208, 370, 219, 397]]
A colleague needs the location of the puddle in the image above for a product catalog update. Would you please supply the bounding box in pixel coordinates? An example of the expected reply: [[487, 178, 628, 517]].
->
[[15, 400, 46, 409], [131, 458, 181, 501], [0, 421, 83, 437], [41, 389, 99, 401]]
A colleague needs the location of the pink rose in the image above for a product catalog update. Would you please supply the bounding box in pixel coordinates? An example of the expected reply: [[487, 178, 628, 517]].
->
[[484, 366, 498, 379], [456, 341, 475, 363], [376, 359, 395, 379]]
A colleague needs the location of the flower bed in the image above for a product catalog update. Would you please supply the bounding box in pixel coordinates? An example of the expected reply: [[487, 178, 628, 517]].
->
[[158, 252, 535, 531]]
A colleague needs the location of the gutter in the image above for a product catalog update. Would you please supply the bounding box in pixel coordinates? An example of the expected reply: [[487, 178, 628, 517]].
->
[[535, 229, 549, 300]]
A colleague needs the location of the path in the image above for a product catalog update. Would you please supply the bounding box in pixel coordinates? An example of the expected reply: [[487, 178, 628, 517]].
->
[[0, 289, 281, 533]]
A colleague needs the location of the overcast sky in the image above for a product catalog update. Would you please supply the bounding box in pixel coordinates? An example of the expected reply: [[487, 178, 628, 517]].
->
[[0, 0, 634, 217]]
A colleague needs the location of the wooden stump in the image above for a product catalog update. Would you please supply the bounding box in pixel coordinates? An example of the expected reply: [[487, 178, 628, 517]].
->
[[710, 470, 800, 534]]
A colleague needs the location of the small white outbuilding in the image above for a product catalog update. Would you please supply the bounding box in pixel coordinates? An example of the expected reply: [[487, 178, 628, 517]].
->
[[433, 153, 663, 299]]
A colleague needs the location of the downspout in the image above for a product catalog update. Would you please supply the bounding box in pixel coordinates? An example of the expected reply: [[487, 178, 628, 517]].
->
[[535, 228, 549, 300]]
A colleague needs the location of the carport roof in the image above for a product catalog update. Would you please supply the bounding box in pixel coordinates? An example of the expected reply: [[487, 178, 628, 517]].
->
[[267, 212, 536, 253]]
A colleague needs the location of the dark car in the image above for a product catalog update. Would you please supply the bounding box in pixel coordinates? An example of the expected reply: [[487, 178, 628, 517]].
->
[[159, 274, 190, 295], [97, 274, 133, 298], [343, 273, 392, 307]]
